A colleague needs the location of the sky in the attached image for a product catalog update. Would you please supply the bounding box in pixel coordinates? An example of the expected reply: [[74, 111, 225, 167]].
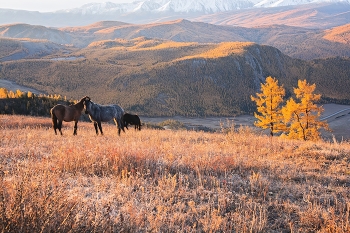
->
[[0, 0, 136, 12]]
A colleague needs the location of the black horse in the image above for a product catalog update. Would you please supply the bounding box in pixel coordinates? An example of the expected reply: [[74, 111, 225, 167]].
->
[[123, 113, 141, 131]]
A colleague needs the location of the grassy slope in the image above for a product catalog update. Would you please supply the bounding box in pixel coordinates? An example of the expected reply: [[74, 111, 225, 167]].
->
[[0, 114, 349, 232]]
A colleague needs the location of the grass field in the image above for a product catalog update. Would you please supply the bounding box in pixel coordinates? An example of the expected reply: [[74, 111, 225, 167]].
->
[[0, 114, 349, 232]]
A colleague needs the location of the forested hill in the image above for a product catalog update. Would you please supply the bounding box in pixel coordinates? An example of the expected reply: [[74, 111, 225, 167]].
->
[[1, 39, 350, 117]]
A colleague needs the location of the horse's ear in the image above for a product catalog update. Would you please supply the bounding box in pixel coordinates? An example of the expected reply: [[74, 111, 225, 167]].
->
[[85, 96, 90, 101]]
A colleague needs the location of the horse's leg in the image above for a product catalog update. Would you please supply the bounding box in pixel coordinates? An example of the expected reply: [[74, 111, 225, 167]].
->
[[73, 121, 78, 135], [114, 118, 123, 136], [120, 118, 125, 133], [97, 121, 103, 135], [53, 124, 57, 135], [94, 122, 99, 135], [58, 120, 63, 135], [51, 113, 58, 135]]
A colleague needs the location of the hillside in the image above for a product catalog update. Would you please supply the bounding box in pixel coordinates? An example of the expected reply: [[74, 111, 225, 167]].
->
[[323, 23, 350, 45], [2, 19, 350, 59], [1, 39, 350, 117], [0, 23, 72, 44], [0, 38, 70, 61]]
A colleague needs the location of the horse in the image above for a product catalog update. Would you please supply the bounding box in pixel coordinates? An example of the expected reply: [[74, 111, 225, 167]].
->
[[123, 113, 141, 131], [84, 98, 125, 135], [50, 96, 89, 135]]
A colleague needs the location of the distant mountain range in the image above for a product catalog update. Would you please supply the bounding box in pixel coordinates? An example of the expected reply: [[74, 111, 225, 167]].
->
[[23, 0, 350, 14], [0, 1, 350, 27], [1, 19, 350, 60]]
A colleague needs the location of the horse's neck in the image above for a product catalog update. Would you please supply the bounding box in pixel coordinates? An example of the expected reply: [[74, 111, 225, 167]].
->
[[74, 101, 84, 111]]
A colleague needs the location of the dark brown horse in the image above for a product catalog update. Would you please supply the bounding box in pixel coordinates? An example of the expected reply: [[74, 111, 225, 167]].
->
[[123, 113, 141, 131], [50, 96, 89, 135]]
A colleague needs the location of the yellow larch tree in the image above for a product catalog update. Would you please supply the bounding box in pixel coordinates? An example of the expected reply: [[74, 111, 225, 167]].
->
[[27, 91, 33, 98], [15, 89, 23, 98], [282, 79, 328, 141], [0, 87, 8, 98], [251, 76, 286, 136]]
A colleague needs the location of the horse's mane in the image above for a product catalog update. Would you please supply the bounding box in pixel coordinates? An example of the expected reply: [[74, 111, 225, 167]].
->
[[69, 96, 90, 107], [80, 96, 90, 103]]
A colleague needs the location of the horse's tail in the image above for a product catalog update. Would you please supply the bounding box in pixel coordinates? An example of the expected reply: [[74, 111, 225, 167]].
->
[[137, 115, 141, 131], [50, 108, 58, 131], [120, 113, 125, 132]]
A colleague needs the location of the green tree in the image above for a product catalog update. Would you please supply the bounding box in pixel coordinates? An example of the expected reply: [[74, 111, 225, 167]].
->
[[251, 76, 285, 136], [282, 79, 328, 141]]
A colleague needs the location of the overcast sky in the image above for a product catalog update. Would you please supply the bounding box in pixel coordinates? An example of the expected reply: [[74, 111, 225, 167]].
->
[[0, 0, 136, 12]]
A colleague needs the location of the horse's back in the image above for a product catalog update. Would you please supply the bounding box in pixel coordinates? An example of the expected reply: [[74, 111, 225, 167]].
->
[[51, 104, 66, 119], [87, 102, 124, 122], [113, 105, 124, 120], [124, 113, 141, 124], [113, 104, 124, 112], [51, 104, 81, 122]]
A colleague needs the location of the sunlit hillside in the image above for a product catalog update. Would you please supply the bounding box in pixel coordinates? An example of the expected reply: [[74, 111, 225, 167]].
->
[[323, 23, 350, 44], [62, 21, 131, 34], [2, 38, 350, 116], [0, 114, 349, 232], [177, 42, 254, 60]]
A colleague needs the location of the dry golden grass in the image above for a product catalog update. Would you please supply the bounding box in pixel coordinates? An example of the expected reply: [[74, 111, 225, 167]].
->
[[0, 115, 349, 232]]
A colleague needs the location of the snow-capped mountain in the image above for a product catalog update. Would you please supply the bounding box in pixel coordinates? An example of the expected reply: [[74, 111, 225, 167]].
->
[[1, 0, 350, 26], [60, 0, 350, 14], [61, 0, 252, 14]]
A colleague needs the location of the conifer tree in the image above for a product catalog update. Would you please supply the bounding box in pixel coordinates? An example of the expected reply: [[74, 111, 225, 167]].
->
[[282, 79, 328, 141], [27, 91, 33, 98], [0, 87, 8, 98], [251, 76, 285, 136], [8, 90, 15, 98], [15, 89, 23, 98]]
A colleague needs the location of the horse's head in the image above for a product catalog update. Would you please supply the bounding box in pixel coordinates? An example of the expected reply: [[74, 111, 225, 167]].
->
[[83, 97, 92, 114], [83, 96, 90, 102]]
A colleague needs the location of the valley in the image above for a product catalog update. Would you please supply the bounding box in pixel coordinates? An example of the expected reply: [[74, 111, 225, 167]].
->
[[0, 1, 350, 137]]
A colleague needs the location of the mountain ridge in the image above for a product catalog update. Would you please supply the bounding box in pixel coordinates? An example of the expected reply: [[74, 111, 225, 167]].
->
[[0, 2, 349, 27], [1, 19, 350, 60]]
